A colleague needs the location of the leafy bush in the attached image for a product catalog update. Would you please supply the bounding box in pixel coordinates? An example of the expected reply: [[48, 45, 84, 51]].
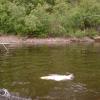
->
[[0, 0, 100, 37]]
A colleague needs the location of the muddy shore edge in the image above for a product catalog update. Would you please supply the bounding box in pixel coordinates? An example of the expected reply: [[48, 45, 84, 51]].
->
[[0, 36, 100, 46]]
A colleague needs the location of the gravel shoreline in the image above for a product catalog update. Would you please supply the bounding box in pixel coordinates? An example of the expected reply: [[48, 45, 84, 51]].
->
[[0, 36, 100, 46]]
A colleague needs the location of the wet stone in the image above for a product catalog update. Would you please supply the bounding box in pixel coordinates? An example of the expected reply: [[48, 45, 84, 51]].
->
[[94, 36, 100, 42]]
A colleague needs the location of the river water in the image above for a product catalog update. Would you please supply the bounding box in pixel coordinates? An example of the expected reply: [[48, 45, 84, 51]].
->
[[0, 44, 100, 100]]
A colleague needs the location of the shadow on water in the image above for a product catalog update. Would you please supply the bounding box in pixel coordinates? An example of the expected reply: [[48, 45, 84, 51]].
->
[[0, 43, 100, 100]]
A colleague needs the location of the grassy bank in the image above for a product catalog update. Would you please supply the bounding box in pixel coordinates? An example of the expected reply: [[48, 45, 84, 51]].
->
[[0, 0, 100, 37]]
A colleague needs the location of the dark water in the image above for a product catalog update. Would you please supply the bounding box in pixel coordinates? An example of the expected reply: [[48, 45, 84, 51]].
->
[[0, 44, 100, 100]]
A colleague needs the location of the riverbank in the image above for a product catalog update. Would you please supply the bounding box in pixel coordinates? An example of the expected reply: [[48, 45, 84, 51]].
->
[[0, 35, 100, 46]]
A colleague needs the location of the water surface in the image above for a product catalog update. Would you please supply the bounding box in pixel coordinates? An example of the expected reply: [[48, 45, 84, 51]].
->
[[0, 44, 100, 100]]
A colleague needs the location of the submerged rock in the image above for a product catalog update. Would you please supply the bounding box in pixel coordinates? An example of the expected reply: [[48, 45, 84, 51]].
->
[[0, 89, 10, 98], [0, 88, 32, 100]]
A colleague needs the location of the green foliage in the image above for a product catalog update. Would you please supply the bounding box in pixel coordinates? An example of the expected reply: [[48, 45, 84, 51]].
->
[[0, 0, 100, 37]]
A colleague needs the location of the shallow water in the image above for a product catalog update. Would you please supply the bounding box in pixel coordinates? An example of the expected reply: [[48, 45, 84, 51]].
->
[[0, 44, 100, 100]]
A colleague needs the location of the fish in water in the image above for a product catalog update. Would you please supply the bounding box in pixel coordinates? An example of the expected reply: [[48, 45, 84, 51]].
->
[[40, 73, 74, 81]]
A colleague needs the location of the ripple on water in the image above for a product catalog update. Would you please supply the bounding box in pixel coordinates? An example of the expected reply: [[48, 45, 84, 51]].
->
[[35, 82, 100, 100]]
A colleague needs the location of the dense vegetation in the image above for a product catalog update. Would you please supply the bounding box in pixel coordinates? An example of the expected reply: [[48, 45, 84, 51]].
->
[[0, 0, 100, 37]]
